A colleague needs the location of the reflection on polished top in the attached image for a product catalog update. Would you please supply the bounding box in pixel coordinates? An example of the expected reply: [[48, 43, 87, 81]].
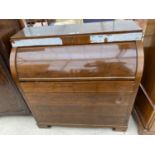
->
[[11, 20, 141, 39], [17, 43, 137, 80]]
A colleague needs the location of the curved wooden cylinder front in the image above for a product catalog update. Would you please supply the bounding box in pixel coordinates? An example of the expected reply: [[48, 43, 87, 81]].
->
[[10, 41, 144, 130]]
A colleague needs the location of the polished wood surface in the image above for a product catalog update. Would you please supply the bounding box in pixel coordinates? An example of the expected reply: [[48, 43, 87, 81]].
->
[[20, 81, 135, 93], [26, 93, 132, 127], [10, 21, 143, 130], [133, 20, 155, 134], [16, 43, 137, 81]]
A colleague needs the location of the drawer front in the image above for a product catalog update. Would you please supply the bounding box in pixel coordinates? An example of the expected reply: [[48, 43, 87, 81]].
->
[[23, 91, 134, 126], [20, 81, 135, 93], [16, 42, 137, 81], [25, 92, 133, 107], [20, 80, 135, 126]]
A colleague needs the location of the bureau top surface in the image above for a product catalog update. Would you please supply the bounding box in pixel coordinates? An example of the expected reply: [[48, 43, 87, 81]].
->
[[11, 20, 141, 40]]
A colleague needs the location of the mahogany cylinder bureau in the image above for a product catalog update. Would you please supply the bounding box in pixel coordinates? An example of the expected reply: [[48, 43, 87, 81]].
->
[[10, 20, 144, 131]]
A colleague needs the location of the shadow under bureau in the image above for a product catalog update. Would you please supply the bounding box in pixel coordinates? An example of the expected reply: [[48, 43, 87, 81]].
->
[[10, 20, 144, 131]]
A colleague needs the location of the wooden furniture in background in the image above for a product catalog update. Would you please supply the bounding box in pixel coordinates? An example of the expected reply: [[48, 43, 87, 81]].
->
[[0, 53, 30, 116], [10, 20, 144, 131], [0, 19, 24, 67], [0, 19, 30, 116], [133, 20, 155, 134]]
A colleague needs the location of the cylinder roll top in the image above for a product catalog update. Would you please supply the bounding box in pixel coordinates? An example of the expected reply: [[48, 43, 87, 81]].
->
[[15, 42, 137, 81]]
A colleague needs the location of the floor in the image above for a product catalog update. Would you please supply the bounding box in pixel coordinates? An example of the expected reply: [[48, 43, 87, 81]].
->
[[0, 115, 138, 135]]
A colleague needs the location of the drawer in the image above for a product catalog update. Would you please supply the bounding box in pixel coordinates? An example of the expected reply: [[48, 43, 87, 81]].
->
[[20, 81, 135, 93], [25, 92, 133, 106], [24, 92, 133, 126]]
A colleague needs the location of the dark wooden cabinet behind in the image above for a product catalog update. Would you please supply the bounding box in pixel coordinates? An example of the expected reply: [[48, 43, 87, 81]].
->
[[10, 20, 144, 131], [0, 19, 30, 116], [133, 20, 155, 134], [0, 19, 23, 67], [0, 54, 30, 115]]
